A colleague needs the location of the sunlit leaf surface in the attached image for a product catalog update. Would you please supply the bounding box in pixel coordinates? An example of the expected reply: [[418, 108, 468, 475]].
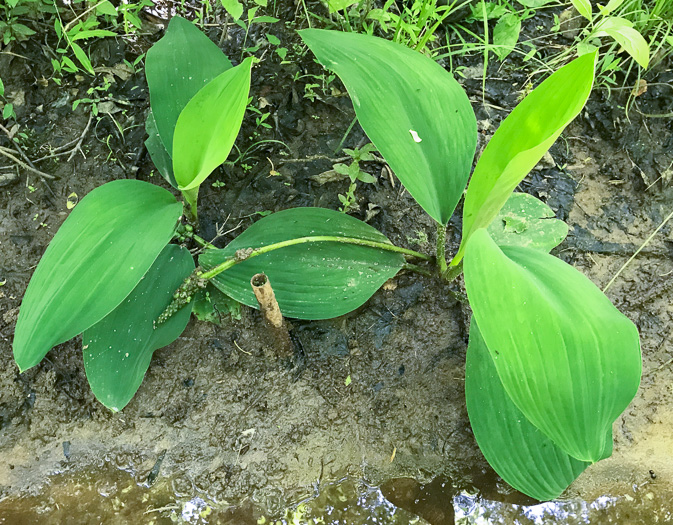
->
[[456, 52, 595, 262], [464, 229, 641, 462], [172, 58, 252, 191]]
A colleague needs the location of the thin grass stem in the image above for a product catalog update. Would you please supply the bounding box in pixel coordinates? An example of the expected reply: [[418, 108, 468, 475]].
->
[[603, 208, 673, 292]]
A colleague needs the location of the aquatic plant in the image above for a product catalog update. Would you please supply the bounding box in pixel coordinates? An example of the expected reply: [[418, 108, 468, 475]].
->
[[12, 22, 640, 502]]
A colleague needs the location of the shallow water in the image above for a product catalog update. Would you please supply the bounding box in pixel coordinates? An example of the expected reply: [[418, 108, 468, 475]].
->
[[1, 464, 669, 525]]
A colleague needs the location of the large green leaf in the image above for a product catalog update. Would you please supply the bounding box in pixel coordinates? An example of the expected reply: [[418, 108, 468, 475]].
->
[[299, 29, 477, 225], [486, 192, 568, 252], [145, 16, 232, 155], [83, 244, 195, 412], [466, 320, 590, 501], [173, 58, 252, 191], [13, 180, 182, 372], [455, 52, 596, 263], [199, 208, 405, 320], [463, 229, 641, 462], [145, 111, 177, 187]]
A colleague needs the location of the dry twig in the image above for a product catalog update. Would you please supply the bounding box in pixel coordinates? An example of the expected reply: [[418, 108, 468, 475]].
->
[[0, 123, 37, 169], [67, 112, 94, 162], [0, 146, 55, 180]]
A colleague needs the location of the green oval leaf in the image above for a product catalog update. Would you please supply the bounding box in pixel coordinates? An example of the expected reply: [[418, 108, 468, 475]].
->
[[71, 42, 94, 75], [96, 1, 118, 16], [83, 245, 195, 412], [220, 0, 244, 19], [199, 208, 405, 320], [493, 13, 522, 61], [463, 229, 641, 462], [570, 0, 593, 20], [13, 180, 182, 372], [466, 320, 590, 501], [594, 17, 650, 69], [145, 111, 177, 187], [71, 29, 117, 40], [486, 192, 568, 252], [299, 29, 477, 225], [600, 0, 626, 16], [145, 16, 233, 155], [456, 52, 596, 263], [173, 58, 252, 191]]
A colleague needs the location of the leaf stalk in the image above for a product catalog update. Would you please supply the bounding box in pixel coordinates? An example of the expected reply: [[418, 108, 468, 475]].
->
[[181, 187, 199, 225], [199, 235, 431, 281], [157, 235, 431, 323], [436, 221, 449, 277]]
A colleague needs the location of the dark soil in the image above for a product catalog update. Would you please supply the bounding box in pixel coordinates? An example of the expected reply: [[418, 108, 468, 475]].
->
[[1, 2, 672, 524]]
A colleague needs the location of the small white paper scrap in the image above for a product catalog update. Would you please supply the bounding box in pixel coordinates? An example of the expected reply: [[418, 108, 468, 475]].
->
[[409, 129, 422, 143]]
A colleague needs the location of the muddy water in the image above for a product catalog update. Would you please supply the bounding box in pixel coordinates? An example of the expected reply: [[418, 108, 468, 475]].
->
[[1, 464, 671, 524]]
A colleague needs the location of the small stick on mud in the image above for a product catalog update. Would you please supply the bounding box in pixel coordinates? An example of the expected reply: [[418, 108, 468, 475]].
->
[[0, 146, 55, 180], [0, 123, 37, 169], [250, 273, 293, 358], [66, 112, 94, 162]]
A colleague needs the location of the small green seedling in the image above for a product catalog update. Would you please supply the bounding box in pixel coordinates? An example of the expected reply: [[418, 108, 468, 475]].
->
[[335, 143, 378, 212], [12, 23, 640, 504], [0, 76, 16, 121], [0, 0, 41, 46]]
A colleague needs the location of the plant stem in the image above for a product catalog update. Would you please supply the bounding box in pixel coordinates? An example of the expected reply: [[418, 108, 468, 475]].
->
[[191, 233, 216, 250], [192, 227, 452, 282], [436, 221, 448, 277], [181, 187, 199, 225], [403, 263, 433, 277], [251, 273, 293, 358], [444, 260, 463, 282], [199, 236, 431, 281], [334, 116, 358, 154], [158, 235, 431, 324], [481, 0, 489, 105]]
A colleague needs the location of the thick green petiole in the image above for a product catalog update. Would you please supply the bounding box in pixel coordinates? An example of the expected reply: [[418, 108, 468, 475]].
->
[[402, 262, 433, 277], [199, 235, 431, 281], [444, 260, 463, 282], [436, 223, 463, 282], [436, 221, 449, 278], [157, 235, 431, 323], [181, 187, 199, 225]]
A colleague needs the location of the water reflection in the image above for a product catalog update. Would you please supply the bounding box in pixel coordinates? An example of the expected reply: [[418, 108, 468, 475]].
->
[[0, 465, 670, 524]]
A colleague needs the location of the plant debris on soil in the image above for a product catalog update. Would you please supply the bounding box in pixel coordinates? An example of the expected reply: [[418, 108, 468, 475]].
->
[[1, 2, 673, 523]]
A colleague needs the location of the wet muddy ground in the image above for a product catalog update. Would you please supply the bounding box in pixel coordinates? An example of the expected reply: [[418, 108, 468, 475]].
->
[[1, 3, 672, 523]]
